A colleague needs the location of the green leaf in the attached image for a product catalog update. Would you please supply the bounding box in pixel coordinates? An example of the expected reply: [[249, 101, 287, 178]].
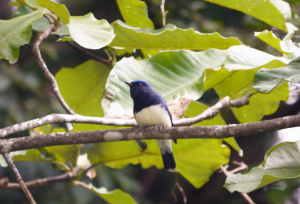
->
[[253, 57, 300, 94], [88, 139, 229, 188], [264, 141, 300, 170], [185, 101, 242, 156], [37, 0, 70, 24], [87, 184, 137, 204], [205, 46, 289, 123], [225, 140, 300, 193], [254, 23, 299, 55], [55, 60, 111, 131], [0, 10, 44, 63], [116, 0, 154, 29], [205, 0, 290, 31], [64, 13, 115, 49], [103, 49, 227, 115], [109, 20, 243, 50], [225, 166, 300, 193]]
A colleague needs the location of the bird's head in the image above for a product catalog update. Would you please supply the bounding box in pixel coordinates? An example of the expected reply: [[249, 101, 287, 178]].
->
[[125, 80, 152, 88]]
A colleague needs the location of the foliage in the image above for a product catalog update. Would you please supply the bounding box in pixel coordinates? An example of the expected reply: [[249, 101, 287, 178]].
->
[[1, 0, 300, 203]]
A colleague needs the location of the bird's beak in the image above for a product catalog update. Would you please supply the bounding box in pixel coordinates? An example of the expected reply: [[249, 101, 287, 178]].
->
[[125, 81, 132, 86]]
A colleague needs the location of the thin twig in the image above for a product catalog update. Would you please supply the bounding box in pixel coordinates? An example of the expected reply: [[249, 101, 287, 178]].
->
[[2, 153, 36, 204], [160, 0, 168, 27], [56, 35, 111, 66], [0, 95, 251, 138], [171, 173, 187, 203], [0, 172, 74, 189], [31, 24, 76, 115], [221, 163, 255, 204]]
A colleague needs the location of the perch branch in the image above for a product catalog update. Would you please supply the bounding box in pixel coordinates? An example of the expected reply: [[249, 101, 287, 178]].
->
[[0, 95, 250, 138], [31, 24, 76, 115], [221, 163, 254, 204], [2, 153, 36, 204], [1, 113, 300, 153]]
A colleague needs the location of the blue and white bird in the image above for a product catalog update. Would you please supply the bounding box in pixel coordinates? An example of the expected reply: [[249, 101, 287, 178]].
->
[[125, 80, 176, 169]]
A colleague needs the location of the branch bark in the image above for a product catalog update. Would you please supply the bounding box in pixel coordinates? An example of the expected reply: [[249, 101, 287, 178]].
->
[[31, 24, 76, 115], [0, 113, 300, 153], [2, 153, 36, 204]]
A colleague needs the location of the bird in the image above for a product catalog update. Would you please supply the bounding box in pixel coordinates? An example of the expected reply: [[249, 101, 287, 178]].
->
[[125, 80, 176, 169]]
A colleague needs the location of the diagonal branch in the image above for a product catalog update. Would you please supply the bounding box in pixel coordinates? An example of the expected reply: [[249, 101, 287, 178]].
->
[[1, 113, 300, 153], [2, 153, 36, 204], [31, 24, 76, 115], [0, 95, 251, 138]]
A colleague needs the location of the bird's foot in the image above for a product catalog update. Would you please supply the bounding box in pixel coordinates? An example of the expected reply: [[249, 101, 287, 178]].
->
[[157, 125, 164, 131]]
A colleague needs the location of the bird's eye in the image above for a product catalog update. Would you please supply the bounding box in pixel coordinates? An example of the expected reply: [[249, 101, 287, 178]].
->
[[139, 83, 142, 86]]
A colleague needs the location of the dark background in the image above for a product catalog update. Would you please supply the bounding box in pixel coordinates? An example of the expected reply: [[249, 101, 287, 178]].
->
[[1, 0, 300, 203]]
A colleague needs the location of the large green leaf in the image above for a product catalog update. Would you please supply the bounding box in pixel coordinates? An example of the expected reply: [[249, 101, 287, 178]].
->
[[205, 0, 290, 31], [225, 140, 300, 193], [0, 10, 44, 63], [103, 49, 227, 115], [205, 46, 289, 123], [109, 20, 243, 50], [116, 0, 153, 29], [86, 184, 137, 204], [37, 0, 70, 24], [88, 139, 229, 188], [64, 13, 115, 49], [253, 57, 300, 94], [185, 101, 242, 156], [55, 60, 111, 131]]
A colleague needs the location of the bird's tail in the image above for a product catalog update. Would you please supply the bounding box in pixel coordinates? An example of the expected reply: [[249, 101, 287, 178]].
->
[[156, 139, 176, 169]]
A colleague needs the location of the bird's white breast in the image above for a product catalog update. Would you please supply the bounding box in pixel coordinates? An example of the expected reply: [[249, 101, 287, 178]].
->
[[135, 104, 172, 128]]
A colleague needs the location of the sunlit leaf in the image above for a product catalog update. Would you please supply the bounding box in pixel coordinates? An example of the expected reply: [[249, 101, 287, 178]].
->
[[205, 0, 290, 31], [37, 0, 70, 24], [109, 20, 243, 50], [64, 13, 115, 49]]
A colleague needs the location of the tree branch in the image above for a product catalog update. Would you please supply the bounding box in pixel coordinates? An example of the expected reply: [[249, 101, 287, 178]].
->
[[1, 113, 300, 153], [31, 24, 76, 115], [0, 172, 74, 189], [160, 0, 168, 27], [2, 153, 36, 204], [0, 95, 251, 138]]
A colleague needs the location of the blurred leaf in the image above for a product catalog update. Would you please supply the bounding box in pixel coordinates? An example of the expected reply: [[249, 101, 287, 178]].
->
[[63, 13, 115, 49], [0, 150, 48, 167], [88, 184, 137, 204], [225, 140, 300, 193], [56, 60, 111, 131], [17, 0, 44, 10], [185, 101, 242, 156], [253, 57, 300, 93], [14, 5, 69, 35], [37, 0, 70, 24], [109, 20, 243, 50], [205, 0, 290, 31], [0, 10, 44, 63], [103, 49, 227, 115], [116, 0, 154, 29]]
